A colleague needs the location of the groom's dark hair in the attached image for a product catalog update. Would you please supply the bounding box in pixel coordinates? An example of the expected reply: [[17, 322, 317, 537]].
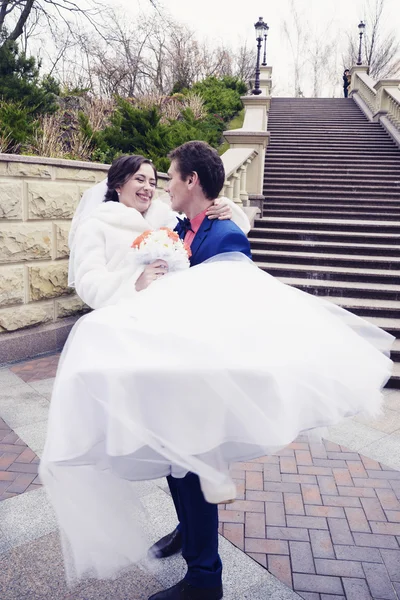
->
[[168, 141, 225, 200]]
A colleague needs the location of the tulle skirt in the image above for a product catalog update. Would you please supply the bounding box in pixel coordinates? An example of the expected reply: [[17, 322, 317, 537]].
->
[[40, 253, 393, 582]]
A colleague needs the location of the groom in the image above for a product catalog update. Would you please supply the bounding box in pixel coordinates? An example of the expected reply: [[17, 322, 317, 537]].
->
[[148, 141, 252, 600]]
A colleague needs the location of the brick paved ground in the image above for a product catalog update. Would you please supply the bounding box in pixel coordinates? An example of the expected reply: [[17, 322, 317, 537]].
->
[[3, 354, 400, 599], [0, 417, 41, 501], [10, 353, 60, 382], [219, 439, 400, 599]]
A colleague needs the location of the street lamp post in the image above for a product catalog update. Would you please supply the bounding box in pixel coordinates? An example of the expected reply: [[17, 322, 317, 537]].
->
[[251, 17, 266, 95], [357, 20, 366, 66], [262, 22, 269, 66]]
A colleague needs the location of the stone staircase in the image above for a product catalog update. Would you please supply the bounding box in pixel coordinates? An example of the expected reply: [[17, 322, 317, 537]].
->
[[251, 97, 400, 387]]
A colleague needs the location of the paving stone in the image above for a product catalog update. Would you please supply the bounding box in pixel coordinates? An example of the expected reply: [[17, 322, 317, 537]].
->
[[289, 541, 315, 574], [327, 517, 354, 545], [380, 549, 400, 582], [376, 488, 400, 510], [353, 532, 399, 549], [265, 502, 286, 526], [267, 526, 310, 542], [309, 530, 335, 559], [322, 494, 361, 507], [342, 577, 373, 599], [362, 562, 397, 599], [301, 484, 322, 505], [286, 515, 328, 530], [244, 511, 265, 539], [345, 507, 371, 533], [268, 554, 293, 589], [284, 493, 305, 516], [245, 470, 263, 490], [245, 490, 283, 502], [223, 522, 244, 550], [334, 544, 383, 563], [317, 476, 338, 496], [360, 497, 388, 522], [314, 558, 364, 578], [370, 521, 400, 535], [244, 538, 289, 555], [293, 573, 343, 595], [305, 505, 344, 519]]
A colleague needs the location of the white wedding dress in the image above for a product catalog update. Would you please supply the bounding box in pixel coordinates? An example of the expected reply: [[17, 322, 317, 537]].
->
[[40, 248, 393, 583]]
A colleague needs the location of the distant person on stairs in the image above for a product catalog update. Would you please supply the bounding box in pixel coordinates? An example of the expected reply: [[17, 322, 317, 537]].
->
[[343, 69, 351, 98]]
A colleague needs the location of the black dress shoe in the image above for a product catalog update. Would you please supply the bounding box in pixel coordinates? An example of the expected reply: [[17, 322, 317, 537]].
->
[[148, 527, 182, 559], [148, 579, 223, 600]]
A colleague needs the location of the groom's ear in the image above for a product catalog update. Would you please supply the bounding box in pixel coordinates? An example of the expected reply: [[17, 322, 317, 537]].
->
[[187, 171, 199, 188]]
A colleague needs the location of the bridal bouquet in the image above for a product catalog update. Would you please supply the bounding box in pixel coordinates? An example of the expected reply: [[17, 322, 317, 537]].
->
[[131, 228, 191, 271]]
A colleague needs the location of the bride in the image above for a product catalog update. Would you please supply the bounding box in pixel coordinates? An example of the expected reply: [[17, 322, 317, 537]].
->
[[40, 144, 393, 591]]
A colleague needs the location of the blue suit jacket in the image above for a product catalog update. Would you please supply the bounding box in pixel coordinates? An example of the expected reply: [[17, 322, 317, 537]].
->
[[188, 217, 252, 267]]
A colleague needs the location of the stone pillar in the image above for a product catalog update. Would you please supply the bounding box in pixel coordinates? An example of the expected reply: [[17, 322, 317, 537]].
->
[[349, 65, 370, 93], [259, 65, 273, 97], [223, 95, 270, 198]]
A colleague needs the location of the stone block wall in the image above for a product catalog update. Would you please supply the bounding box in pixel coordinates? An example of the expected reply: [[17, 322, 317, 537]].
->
[[0, 155, 168, 335]]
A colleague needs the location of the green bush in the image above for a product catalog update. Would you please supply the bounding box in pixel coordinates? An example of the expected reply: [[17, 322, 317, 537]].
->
[[0, 101, 37, 148], [0, 39, 59, 115], [87, 99, 228, 171], [190, 76, 245, 121]]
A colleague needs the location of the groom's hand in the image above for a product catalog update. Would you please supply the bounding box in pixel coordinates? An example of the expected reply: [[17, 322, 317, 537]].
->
[[135, 260, 168, 291], [206, 197, 232, 220]]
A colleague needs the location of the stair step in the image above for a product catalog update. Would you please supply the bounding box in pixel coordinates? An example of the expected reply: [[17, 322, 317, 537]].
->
[[251, 227, 400, 243], [313, 296, 400, 320], [262, 210, 400, 221], [251, 248, 400, 269], [255, 262, 400, 285], [249, 238, 400, 256], [263, 198, 400, 207], [263, 202, 400, 211], [354, 316, 400, 337], [254, 217, 400, 232], [276, 276, 400, 301]]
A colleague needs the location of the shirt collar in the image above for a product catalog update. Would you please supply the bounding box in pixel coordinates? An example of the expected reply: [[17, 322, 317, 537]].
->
[[189, 209, 208, 234]]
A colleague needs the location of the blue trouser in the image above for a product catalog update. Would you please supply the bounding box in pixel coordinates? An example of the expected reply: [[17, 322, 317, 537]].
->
[[167, 473, 222, 588]]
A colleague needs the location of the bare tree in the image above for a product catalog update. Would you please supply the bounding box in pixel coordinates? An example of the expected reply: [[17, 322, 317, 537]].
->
[[344, 0, 400, 78], [282, 0, 310, 97], [0, 1, 106, 47]]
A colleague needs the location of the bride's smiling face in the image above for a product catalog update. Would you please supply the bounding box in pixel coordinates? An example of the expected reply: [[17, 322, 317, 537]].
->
[[117, 164, 157, 213]]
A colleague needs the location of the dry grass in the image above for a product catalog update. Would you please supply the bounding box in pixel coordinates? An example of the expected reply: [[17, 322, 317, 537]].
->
[[28, 96, 115, 160], [132, 92, 206, 122]]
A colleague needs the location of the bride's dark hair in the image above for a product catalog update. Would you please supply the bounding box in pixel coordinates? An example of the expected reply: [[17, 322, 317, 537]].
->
[[104, 155, 158, 203]]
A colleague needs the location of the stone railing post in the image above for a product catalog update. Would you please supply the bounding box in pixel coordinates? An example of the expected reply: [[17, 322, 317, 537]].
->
[[239, 163, 249, 206]]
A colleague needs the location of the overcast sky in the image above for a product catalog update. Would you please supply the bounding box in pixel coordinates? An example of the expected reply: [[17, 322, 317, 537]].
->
[[116, 0, 400, 96]]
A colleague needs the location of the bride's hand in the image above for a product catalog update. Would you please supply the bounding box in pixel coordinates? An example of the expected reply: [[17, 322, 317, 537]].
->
[[135, 260, 168, 291], [206, 197, 232, 220]]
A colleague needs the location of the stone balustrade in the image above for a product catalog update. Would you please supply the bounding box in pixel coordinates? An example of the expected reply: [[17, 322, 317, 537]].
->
[[220, 148, 258, 207], [0, 154, 168, 340], [350, 66, 400, 146]]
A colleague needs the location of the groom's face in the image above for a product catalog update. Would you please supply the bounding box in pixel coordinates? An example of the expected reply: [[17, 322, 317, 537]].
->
[[166, 160, 191, 213]]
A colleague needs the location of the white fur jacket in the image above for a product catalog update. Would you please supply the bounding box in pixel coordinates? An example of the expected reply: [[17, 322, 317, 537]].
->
[[71, 198, 251, 310]]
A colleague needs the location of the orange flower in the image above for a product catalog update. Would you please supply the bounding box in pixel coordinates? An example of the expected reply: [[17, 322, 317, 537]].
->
[[160, 227, 180, 242], [183, 242, 192, 258], [131, 230, 153, 248]]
